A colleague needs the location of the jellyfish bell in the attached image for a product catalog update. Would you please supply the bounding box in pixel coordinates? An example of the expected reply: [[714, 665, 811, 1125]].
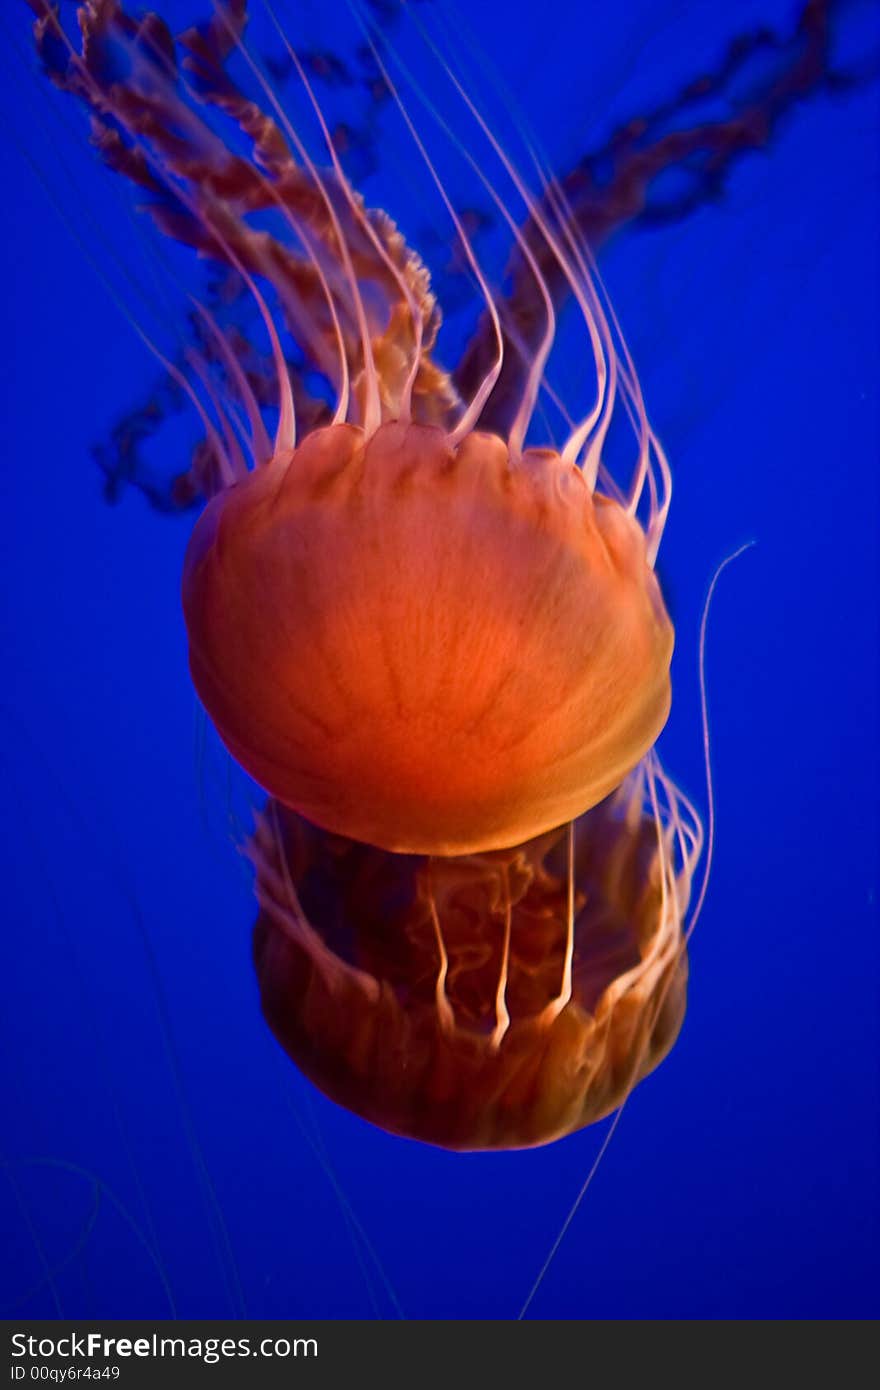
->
[[29, 0, 676, 856], [250, 758, 700, 1150], [182, 418, 673, 855]]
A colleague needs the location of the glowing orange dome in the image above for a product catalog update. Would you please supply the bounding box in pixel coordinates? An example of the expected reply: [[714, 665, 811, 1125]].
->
[[183, 421, 672, 854]]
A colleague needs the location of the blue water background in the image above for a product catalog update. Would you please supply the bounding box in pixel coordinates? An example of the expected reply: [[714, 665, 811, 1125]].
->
[[1, 0, 878, 1318]]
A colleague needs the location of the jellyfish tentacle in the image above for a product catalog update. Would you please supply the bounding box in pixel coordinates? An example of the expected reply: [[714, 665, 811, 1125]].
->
[[536, 819, 575, 1029], [425, 864, 456, 1037], [28, 0, 459, 458], [488, 870, 512, 1051], [453, 0, 839, 521], [206, 3, 379, 437], [189, 1, 454, 429], [683, 543, 755, 943], [189, 295, 273, 465], [259, 801, 382, 1007], [184, 344, 249, 481], [173, 10, 384, 404], [413, 49, 561, 459], [180, 14, 359, 431], [262, 3, 431, 430], [361, 36, 506, 446], [31, 0, 299, 465], [431, 57, 616, 466], [153, 343, 235, 491]]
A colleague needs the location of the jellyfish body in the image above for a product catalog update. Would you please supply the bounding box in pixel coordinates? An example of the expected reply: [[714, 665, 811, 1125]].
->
[[183, 420, 672, 854], [251, 764, 695, 1150]]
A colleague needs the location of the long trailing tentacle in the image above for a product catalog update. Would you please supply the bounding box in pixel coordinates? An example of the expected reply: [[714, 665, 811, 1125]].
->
[[453, 0, 844, 432], [26, 0, 856, 509], [26, 0, 457, 494]]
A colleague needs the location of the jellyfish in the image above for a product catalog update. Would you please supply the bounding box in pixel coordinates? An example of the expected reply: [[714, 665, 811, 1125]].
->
[[21, 0, 843, 1155], [251, 757, 701, 1150]]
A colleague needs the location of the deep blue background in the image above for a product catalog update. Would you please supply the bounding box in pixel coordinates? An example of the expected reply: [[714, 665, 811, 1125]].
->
[[1, 0, 877, 1318]]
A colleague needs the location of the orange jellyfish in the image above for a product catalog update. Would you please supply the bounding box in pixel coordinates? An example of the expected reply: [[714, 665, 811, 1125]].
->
[[30, 0, 703, 1148], [170, 25, 675, 855], [251, 759, 701, 1150], [183, 416, 673, 853]]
